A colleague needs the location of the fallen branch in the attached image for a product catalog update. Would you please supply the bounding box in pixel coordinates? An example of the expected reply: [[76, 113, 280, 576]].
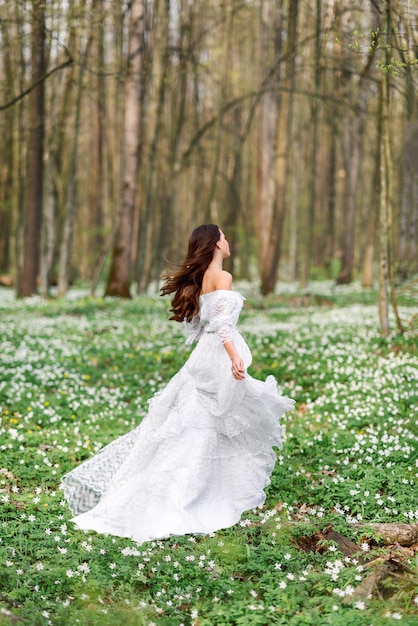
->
[[296, 525, 361, 556], [357, 522, 418, 546], [342, 555, 414, 604]]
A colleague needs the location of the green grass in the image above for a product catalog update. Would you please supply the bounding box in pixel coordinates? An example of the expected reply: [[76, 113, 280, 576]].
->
[[0, 280, 417, 625]]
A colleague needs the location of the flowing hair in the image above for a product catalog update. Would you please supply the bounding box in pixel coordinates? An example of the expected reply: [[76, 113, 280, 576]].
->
[[160, 224, 221, 322]]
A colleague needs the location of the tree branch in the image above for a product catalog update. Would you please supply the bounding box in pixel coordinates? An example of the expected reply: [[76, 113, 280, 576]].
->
[[0, 56, 73, 111]]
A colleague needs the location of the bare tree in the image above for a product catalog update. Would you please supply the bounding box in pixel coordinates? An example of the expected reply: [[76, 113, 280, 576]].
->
[[336, 4, 379, 285], [378, 0, 404, 337], [361, 90, 382, 289], [135, 0, 171, 292], [89, 0, 106, 262], [58, 0, 95, 296], [256, 0, 282, 295], [256, 0, 299, 294], [399, 123, 418, 278], [378, 79, 390, 337], [105, 0, 145, 297], [1, 0, 417, 295], [0, 6, 15, 276], [301, 0, 321, 288], [18, 0, 46, 297]]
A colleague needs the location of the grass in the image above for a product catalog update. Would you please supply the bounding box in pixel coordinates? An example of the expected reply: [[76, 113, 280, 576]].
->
[[0, 280, 417, 625]]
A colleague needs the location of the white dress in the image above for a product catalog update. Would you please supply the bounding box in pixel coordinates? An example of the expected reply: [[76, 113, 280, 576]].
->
[[61, 290, 294, 544]]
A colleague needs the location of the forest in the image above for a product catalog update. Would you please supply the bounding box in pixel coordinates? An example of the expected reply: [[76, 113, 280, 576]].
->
[[0, 0, 417, 303]]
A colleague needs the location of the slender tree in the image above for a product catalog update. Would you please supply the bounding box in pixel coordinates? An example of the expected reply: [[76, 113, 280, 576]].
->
[[378, 0, 404, 337], [301, 0, 321, 288], [361, 96, 382, 289], [336, 4, 380, 284], [153, 2, 197, 284], [58, 1, 94, 296], [1, 0, 417, 295], [274, 0, 299, 284], [18, 0, 46, 297], [256, 0, 282, 295], [378, 77, 390, 337], [105, 0, 145, 297], [89, 0, 106, 262], [399, 123, 418, 277], [0, 6, 15, 276], [135, 0, 171, 292]]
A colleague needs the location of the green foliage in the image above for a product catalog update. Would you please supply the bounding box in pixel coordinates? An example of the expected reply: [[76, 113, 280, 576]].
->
[[0, 282, 417, 625]]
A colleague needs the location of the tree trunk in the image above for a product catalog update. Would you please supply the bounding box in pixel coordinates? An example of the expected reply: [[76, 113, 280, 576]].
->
[[288, 104, 302, 283], [39, 152, 56, 296], [301, 0, 321, 289], [337, 110, 364, 285], [323, 0, 341, 278], [410, 176, 418, 271], [152, 4, 193, 286], [223, 108, 243, 277], [362, 91, 383, 288], [378, 79, 390, 337], [14, 3, 27, 294], [136, 0, 170, 293], [386, 139, 404, 325], [337, 5, 380, 285], [58, 5, 94, 297], [256, 0, 281, 295], [398, 123, 418, 278], [41, 12, 78, 291], [203, 0, 235, 222], [90, 1, 125, 295], [257, 0, 299, 295], [89, 0, 106, 265], [0, 9, 15, 274], [326, 129, 337, 265], [17, 0, 46, 297], [378, 0, 403, 336], [106, 0, 145, 297], [272, 0, 299, 287]]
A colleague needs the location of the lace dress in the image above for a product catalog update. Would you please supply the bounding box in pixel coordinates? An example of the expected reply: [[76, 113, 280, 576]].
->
[[61, 290, 294, 544]]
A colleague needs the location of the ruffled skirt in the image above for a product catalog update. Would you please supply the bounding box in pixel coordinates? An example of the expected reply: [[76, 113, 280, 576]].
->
[[61, 331, 294, 544]]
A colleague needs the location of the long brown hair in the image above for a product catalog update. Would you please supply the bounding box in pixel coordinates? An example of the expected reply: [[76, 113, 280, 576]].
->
[[160, 224, 221, 322]]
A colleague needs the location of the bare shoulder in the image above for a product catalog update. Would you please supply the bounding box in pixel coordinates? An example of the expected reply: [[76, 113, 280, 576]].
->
[[214, 270, 233, 290], [201, 269, 233, 294]]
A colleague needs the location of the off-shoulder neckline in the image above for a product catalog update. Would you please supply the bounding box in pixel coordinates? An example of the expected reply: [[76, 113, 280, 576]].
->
[[200, 289, 244, 299]]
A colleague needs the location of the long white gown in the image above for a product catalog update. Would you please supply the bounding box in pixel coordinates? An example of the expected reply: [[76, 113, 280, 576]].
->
[[61, 290, 295, 544]]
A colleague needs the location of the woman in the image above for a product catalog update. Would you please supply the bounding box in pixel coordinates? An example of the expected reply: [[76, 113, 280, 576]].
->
[[61, 224, 294, 544]]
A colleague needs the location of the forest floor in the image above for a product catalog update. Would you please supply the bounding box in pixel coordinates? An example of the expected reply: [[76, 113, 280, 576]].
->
[[0, 279, 417, 626]]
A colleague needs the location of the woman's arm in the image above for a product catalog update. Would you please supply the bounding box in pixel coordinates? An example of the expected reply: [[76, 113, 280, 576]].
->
[[213, 272, 245, 380], [223, 341, 245, 379]]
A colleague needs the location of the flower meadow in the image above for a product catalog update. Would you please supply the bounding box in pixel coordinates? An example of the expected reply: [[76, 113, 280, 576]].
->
[[0, 282, 417, 626]]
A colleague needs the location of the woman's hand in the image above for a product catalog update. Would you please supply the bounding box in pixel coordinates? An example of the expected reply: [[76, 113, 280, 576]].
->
[[223, 340, 245, 380], [231, 355, 245, 380]]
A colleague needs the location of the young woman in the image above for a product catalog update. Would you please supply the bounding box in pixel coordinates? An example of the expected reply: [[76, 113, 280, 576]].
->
[[61, 224, 294, 544]]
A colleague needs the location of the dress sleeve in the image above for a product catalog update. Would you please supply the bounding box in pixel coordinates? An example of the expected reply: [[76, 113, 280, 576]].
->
[[212, 293, 234, 344], [183, 316, 203, 345]]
